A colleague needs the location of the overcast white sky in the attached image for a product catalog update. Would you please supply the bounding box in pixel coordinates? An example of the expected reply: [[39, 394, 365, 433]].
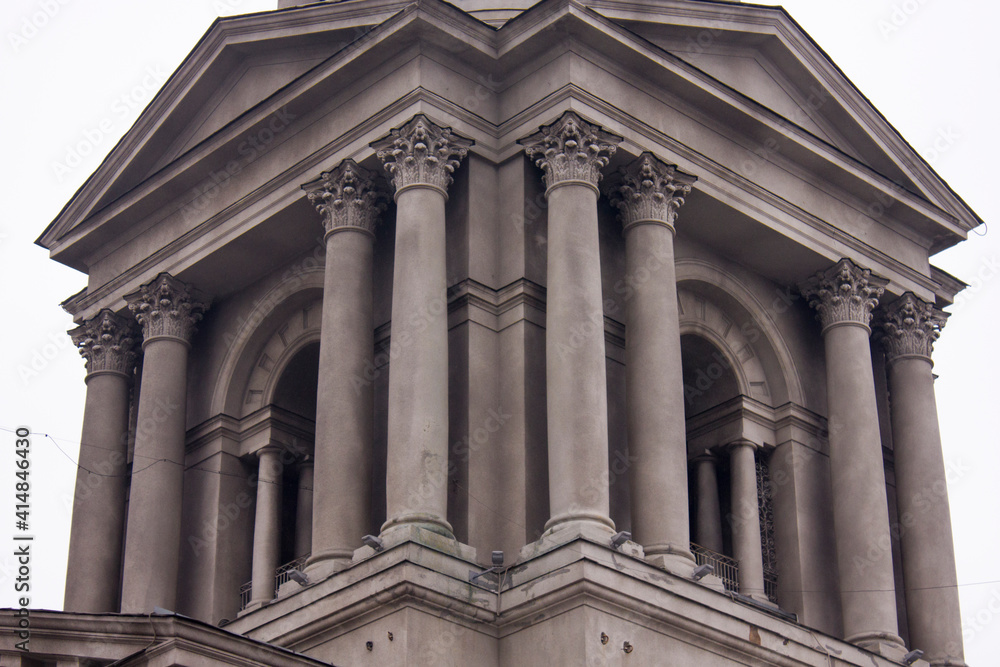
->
[[1, 0, 997, 663]]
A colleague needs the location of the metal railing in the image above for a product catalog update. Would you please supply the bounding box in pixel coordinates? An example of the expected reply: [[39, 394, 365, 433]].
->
[[275, 553, 311, 591], [239, 580, 252, 611], [690, 542, 739, 594], [239, 553, 312, 611], [764, 568, 778, 605]]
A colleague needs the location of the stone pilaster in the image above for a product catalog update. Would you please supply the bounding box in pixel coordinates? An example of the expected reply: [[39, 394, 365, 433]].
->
[[520, 112, 620, 539], [64, 310, 139, 613], [302, 160, 384, 578], [374, 116, 472, 540], [878, 294, 966, 666], [800, 259, 904, 654], [607, 152, 696, 571], [121, 273, 208, 613]]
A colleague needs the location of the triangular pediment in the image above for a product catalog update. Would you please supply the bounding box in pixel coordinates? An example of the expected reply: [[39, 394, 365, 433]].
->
[[39, 0, 980, 284]]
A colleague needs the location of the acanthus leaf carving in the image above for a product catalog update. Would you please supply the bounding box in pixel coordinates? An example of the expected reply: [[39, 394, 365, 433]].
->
[[877, 292, 947, 362], [69, 309, 140, 377], [125, 273, 209, 344], [520, 111, 620, 191], [372, 114, 472, 195], [607, 152, 697, 231], [302, 159, 386, 237], [799, 258, 888, 332]]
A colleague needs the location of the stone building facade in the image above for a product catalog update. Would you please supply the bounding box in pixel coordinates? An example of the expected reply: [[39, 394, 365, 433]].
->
[[2, 0, 978, 665]]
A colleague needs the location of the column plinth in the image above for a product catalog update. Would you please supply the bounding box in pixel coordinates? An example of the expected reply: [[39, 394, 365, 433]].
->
[[607, 152, 697, 572], [301, 160, 384, 578], [121, 273, 208, 613], [879, 294, 966, 666], [374, 115, 472, 539], [64, 310, 139, 613], [728, 441, 767, 602], [522, 111, 620, 539], [801, 259, 903, 652]]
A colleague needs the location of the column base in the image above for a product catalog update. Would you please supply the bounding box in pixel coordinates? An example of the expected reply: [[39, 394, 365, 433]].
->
[[846, 631, 906, 659], [643, 542, 697, 577], [380, 513, 454, 539], [303, 550, 353, 585], [518, 520, 637, 562], [355, 523, 477, 564]]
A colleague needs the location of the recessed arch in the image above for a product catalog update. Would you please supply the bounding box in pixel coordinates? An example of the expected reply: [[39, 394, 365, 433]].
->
[[675, 258, 804, 407], [210, 266, 325, 418]]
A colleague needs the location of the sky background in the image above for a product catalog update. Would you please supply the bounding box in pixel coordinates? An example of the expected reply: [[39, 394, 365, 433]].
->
[[1, 0, 997, 663]]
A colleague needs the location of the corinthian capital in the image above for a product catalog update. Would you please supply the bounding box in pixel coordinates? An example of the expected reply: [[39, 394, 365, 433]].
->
[[372, 114, 473, 197], [607, 152, 696, 232], [69, 310, 140, 378], [520, 111, 620, 192], [302, 159, 386, 238], [125, 273, 209, 344], [877, 292, 948, 363], [799, 258, 888, 333]]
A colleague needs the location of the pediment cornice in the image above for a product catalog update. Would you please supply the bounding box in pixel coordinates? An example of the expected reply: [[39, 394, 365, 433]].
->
[[42, 0, 979, 315]]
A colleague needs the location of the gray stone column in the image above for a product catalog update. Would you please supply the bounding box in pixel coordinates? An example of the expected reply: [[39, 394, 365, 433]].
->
[[608, 152, 696, 571], [693, 454, 724, 555], [374, 115, 472, 538], [247, 446, 283, 610], [121, 273, 207, 613], [521, 111, 620, 538], [64, 310, 139, 613], [879, 294, 966, 666], [729, 440, 766, 601], [294, 457, 314, 559], [301, 160, 384, 577], [801, 259, 903, 653]]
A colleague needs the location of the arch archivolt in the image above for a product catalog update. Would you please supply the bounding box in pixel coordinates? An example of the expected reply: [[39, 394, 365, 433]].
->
[[675, 258, 804, 407], [242, 298, 322, 417], [210, 266, 325, 418]]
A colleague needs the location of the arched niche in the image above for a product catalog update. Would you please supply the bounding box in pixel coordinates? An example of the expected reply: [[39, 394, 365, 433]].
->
[[210, 267, 325, 418], [676, 259, 803, 408]]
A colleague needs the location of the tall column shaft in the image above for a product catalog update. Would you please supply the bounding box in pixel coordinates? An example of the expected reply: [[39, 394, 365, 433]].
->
[[374, 115, 471, 538], [121, 337, 190, 612], [802, 259, 902, 651], [302, 159, 382, 575], [610, 152, 697, 569], [881, 294, 965, 666], [295, 460, 314, 559], [522, 111, 620, 537], [730, 442, 766, 600], [384, 186, 451, 532], [694, 456, 724, 554], [65, 311, 138, 613], [248, 447, 282, 609], [121, 273, 207, 613]]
